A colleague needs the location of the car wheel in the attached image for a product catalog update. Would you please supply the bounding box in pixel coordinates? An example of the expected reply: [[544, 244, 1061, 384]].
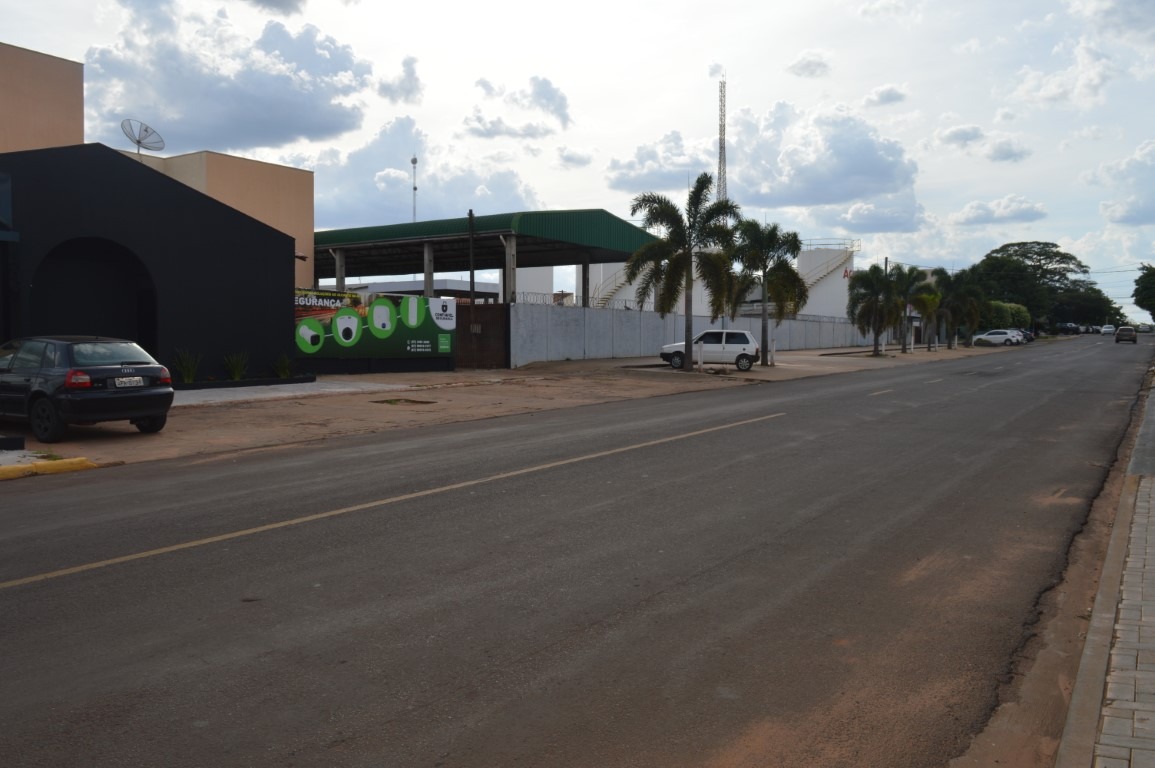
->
[[133, 414, 168, 434], [670, 351, 685, 370], [29, 398, 66, 443], [1003, 339, 1012, 346], [735, 354, 753, 372]]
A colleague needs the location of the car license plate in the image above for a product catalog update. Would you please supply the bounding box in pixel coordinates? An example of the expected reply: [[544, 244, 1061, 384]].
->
[[115, 376, 144, 388]]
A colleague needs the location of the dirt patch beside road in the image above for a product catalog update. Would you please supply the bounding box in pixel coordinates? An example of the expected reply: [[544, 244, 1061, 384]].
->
[[23, 365, 752, 466]]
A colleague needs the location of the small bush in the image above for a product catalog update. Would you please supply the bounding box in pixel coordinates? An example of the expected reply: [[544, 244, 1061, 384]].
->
[[223, 351, 249, 381], [173, 348, 202, 384], [272, 353, 294, 379]]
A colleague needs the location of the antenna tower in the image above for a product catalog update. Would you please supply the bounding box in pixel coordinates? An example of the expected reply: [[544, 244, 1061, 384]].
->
[[717, 77, 727, 202], [411, 156, 418, 222]]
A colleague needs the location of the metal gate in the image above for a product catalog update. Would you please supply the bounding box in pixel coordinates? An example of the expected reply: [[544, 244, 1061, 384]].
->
[[455, 303, 509, 369]]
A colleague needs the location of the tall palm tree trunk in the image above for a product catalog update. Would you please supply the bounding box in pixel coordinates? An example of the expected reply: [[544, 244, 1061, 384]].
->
[[760, 279, 771, 366], [682, 268, 694, 371]]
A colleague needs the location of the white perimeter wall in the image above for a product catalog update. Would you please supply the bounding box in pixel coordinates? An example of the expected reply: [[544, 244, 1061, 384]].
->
[[510, 304, 869, 368]]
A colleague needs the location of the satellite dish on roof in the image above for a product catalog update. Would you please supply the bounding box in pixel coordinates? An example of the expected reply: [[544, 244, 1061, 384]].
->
[[120, 118, 165, 160]]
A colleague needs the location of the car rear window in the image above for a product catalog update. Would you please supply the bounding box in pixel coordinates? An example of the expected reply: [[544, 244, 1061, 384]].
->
[[69, 341, 157, 366]]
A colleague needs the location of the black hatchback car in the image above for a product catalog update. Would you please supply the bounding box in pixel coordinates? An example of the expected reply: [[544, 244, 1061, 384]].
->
[[0, 336, 174, 443]]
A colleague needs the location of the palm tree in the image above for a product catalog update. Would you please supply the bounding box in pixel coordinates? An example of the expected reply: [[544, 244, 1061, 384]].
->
[[728, 220, 808, 366], [909, 288, 942, 351], [890, 264, 932, 353], [932, 267, 984, 349], [626, 173, 740, 369], [847, 264, 900, 356]]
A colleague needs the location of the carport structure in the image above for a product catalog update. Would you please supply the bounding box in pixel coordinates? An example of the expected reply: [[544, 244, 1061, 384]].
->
[[313, 209, 656, 306]]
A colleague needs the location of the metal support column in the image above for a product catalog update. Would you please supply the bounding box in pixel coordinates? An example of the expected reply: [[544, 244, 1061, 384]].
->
[[501, 234, 517, 303], [328, 248, 346, 292], [423, 242, 434, 297]]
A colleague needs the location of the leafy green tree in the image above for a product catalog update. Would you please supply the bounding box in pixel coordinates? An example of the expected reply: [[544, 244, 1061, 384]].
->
[[973, 241, 1089, 326], [847, 264, 900, 356], [932, 266, 984, 349], [626, 173, 740, 369], [1052, 279, 1121, 327], [1134, 264, 1155, 319], [727, 220, 808, 366]]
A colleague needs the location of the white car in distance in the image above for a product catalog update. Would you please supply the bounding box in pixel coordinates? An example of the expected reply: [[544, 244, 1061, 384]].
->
[[659, 330, 761, 371]]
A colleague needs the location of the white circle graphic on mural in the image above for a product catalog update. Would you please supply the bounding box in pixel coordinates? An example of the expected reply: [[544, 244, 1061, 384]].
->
[[399, 296, 427, 329], [431, 298, 457, 330], [367, 298, 397, 339], [332, 308, 363, 347]]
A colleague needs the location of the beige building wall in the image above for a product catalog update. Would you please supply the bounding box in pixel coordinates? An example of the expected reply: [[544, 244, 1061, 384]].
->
[[134, 151, 315, 287], [0, 43, 84, 153]]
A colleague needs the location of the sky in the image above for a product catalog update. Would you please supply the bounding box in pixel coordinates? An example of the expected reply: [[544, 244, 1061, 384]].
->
[[5, 0, 1155, 320]]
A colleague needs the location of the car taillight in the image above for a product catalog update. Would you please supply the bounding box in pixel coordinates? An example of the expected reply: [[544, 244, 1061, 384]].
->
[[157, 367, 172, 385], [65, 370, 92, 388]]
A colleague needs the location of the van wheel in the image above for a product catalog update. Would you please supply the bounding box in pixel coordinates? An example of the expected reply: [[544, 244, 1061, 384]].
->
[[735, 354, 753, 371], [670, 351, 685, 369], [30, 398, 66, 443]]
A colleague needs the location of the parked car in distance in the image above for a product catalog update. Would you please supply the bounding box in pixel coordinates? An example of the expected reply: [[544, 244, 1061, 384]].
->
[[1138, 324, 1153, 333], [0, 335, 174, 443], [1054, 322, 1080, 335], [1116, 326, 1138, 343], [972, 329, 1022, 346], [660, 329, 760, 371], [1017, 329, 1035, 342], [1101, 324, 1116, 336]]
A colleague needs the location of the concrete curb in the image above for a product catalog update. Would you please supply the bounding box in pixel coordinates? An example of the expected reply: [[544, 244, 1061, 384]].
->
[[1055, 474, 1139, 767], [0, 458, 100, 481]]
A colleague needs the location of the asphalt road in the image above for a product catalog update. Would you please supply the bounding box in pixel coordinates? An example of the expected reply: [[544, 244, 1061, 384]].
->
[[1, 336, 1151, 767]]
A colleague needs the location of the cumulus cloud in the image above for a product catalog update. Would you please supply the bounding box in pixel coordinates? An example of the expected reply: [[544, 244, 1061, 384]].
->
[[1065, 0, 1155, 47], [859, 0, 923, 21], [605, 131, 715, 192], [811, 192, 927, 233], [984, 137, 1032, 162], [728, 105, 919, 213], [513, 77, 571, 128], [463, 109, 554, 139], [935, 125, 1031, 162], [863, 84, 907, 107], [1012, 39, 1118, 108], [474, 76, 572, 128], [86, 12, 373, 153], [936, 124, 985, 147], [313, 117, 540, 229], [1096, 140, 1155, 225], [786, 50, 832, 78], [557, 146, 593, 168], [243, 0, 305, 13], [378, 56, 423, 104], [949, 194, 1048, 225]]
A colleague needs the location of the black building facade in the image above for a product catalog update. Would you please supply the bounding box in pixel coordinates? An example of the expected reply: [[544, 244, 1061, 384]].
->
[[0, 143, 295, 379]]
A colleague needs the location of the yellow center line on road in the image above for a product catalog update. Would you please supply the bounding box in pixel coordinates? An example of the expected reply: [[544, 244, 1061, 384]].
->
[[1, 412, 787, 591]]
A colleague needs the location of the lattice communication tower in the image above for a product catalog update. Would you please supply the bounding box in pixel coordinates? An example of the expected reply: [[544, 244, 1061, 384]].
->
[[717, 78, 727, 202]]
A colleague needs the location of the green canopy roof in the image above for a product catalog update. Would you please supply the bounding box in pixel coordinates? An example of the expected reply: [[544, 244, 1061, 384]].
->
[[313, 209, 655, 280]]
